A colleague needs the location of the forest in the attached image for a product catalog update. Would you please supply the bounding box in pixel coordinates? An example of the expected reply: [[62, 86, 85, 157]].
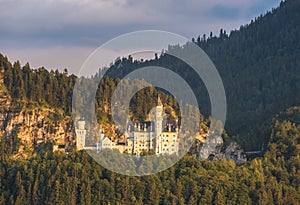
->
[[2, 0, 300, 150], [0, 0, 300, 204], [101, 0, 300, 150], [0, 106, 300, 204]]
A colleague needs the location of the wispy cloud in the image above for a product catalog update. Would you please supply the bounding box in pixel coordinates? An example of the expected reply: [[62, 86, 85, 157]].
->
[[0, 0, 281, 72]]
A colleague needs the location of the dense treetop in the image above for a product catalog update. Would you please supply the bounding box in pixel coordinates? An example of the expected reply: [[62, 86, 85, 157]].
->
[[0, 0, 300, 204], [0, 106, 299, 204], [1, 0, 300, 150]]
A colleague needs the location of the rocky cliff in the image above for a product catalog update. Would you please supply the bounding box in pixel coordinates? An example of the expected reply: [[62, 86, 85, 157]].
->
[[0, 71, 74, 158]]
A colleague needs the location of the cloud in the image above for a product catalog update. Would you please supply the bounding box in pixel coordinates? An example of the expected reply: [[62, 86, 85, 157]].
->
[[0, 0, 282, 72], [0, 0, 281, 39], [209, 5, 241, 20]]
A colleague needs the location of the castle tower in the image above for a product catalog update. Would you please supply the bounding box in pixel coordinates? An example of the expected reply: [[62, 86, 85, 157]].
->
[[155, 96, 163, 136], [155, 96, 163, 154], [75, 119, 86, 150], [97, 131, 105, 151]]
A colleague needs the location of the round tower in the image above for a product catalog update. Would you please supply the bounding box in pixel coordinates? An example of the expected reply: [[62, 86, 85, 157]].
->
[[155, 96, 163, 136], [75, 119, 87, 150]]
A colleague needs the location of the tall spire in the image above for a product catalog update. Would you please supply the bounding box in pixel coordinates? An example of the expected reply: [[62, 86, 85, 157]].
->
[[157, 95, 162, 106]]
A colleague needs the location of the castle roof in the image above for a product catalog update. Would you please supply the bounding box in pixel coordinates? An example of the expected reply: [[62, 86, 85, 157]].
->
[[128, 121, 155, 132], [162, 119, 178, 132]]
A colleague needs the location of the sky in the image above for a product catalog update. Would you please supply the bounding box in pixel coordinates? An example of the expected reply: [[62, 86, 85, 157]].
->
[[0, 0, 281, 74]]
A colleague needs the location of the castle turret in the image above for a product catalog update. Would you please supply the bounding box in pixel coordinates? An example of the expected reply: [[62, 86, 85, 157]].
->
[[155, 96, 163, 136], [100, 131, 105, 142], [175, 119, 179, 133], [155, 96, 163, 154], [75, 119, 86, 150], [78, 120, 85, 130]]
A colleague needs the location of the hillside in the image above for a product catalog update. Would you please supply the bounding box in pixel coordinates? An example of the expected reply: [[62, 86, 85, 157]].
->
[[0, 106, 299, 204], [0, 0, 300, 204], [201, 0, 300, 149], [103, 0, 300, 150], [1, 1, 300, 151], [0, 61, 75, 157]]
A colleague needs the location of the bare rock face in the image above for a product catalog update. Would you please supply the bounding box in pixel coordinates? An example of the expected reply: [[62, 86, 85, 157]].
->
[[0, 78, 11, 131], [3, 109, 71, 142], [0, 78, 73, 158], [188, 139, 203, 159], [188, 128, 247, 164]]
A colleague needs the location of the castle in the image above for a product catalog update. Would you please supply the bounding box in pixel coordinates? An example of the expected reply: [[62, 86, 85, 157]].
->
[[75, 97, 179, 156]]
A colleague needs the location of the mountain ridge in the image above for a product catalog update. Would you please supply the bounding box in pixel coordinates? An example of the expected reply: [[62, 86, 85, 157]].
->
[[1, 0, 299, 152], [102, 0, 300, 150]]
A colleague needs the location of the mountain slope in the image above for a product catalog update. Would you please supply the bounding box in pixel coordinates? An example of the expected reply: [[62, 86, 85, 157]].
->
[[104, 0, 300, 150], [1, 0, 299, 151], [200, 0, 300, 149]]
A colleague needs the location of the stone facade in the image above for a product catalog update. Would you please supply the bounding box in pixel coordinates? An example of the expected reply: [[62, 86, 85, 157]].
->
[[77, 97, 179, 156], [75, 119, 86, 150]]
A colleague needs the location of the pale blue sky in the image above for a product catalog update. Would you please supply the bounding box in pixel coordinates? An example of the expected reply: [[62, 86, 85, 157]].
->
[[0, 0, 281, 74]]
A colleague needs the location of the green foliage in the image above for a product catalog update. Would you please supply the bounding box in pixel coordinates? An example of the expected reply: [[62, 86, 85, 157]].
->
[[0, 123, 299, 205], [0, 106, 299, 204], [96, 0, 300, 150], [2, 0, 300, 150], [0, 1, 300, 204], [0, 128, 20, 156], [0, 56, 76, 115]]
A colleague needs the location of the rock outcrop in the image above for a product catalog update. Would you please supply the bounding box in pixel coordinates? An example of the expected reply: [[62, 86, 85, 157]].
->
[[0, 71, 73, 158]]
